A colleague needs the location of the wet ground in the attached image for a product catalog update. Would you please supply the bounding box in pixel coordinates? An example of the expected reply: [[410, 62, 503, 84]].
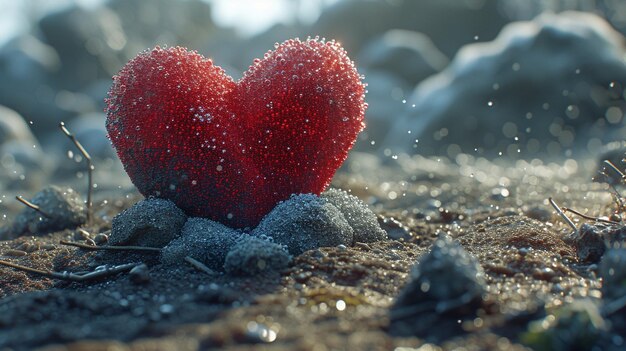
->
[[0, 152, 624, 350]]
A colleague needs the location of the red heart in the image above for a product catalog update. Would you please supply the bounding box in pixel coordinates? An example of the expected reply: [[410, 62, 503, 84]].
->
[[106, 38, 366, 228]]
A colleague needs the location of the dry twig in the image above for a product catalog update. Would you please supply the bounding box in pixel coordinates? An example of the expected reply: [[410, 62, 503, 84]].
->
[[562, 207, 620, 226], [15, 195, 51, 218], [185, 256, 217, 275], [59, 122, 93, 225], [603, 160, 626, 181], [0, 259, 140, 282], [549, 197, 577, 232], [59, 240, 161, 253]]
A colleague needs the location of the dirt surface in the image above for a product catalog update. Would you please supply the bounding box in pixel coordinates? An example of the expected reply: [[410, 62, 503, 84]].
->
[[1, 153, 624, 350]]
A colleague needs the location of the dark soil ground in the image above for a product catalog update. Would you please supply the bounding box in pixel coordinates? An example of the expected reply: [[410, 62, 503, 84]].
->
[[0, 152, 623, 351]]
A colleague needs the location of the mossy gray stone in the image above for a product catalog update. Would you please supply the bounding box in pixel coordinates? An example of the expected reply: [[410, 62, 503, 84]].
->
[[224, 235, 291, 276], [109, 198, 187, 248], [252, 194, 354, 256], [322, 188, 387, 243], [10, 185, 86, 237], [161, 217, 241, 270]]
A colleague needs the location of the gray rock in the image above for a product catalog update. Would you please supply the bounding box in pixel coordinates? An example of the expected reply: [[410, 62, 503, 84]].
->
[[389, 234, 486, 340], [38, 6, 126, 91], [9, 185, 87, 238], [0, 106, 38, 146], [521, 300, 607, 351], [359, 30, 449, 87], [313, 0, 508, 57], [0, 35, 68, 135], [322, 188, 387, 243], [384, 12, 626, 158], [161, 217, 241, 270], [0, 140, 49, 192], [600, 248, 626, 302], [574, 223, 626, 263], [252, 194, 354, 256], [224, 235, 291, 276], [109, 198, 187, 248], [355, 71, 410, 150]]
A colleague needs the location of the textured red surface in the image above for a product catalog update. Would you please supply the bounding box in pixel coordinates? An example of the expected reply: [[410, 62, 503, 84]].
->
[[106, 38, 366, 228]]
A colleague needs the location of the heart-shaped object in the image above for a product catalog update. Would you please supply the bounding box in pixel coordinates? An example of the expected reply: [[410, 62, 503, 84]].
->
[[106, 38, 366, 228]]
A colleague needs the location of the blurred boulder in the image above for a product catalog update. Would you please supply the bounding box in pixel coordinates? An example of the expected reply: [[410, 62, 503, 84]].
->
[[384, 12, 626, 158], [0, 35, 69, 134], [313, 0, 509, 57], [0, 141, 49, 192], [356, 31, 449, 151], [356, 71, 408, 150], [38, 6, 127, 90], [0, 106, 38, 146], [0, 107, 48, 191], [7, 186, 87, 239], [358, 30, 449, 87], [108, 0, 219, 53]]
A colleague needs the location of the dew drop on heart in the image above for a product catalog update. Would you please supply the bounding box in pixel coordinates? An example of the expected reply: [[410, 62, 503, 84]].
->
[[216, 165, 223, 171]]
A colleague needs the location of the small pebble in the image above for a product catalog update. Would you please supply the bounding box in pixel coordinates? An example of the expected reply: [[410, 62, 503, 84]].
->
[[16, 242, 39, 253], [129, 264, 150, 284], [84, 238, 96, 247], [5, 249, 27, 257], [94, 233, 109, 245]]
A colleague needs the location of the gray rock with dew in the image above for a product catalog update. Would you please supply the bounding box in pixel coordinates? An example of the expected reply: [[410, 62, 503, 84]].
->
[[10, 185, 86, 237], [384, 12, 626, 158], [252, 194, 354, 256], [600, 247, 626, 302], [109, 198, 187, 248], [161, 217, 241, 270], [224, 235, 291, 276], [389, 234, 486, 340], [322, 188, 387, 243]]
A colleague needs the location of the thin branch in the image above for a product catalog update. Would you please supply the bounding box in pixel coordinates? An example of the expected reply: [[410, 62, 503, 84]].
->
[[0, 259, 140, 281], [603, 160, 626, 180], [15, 195, 51, 218], [59, 240, 161, 253], [608, 183, 625, 211], [548, 197, 577, 231], [185, 256, 217, 275], [562, 207, 620, 226], [59, 122, 93, 225]]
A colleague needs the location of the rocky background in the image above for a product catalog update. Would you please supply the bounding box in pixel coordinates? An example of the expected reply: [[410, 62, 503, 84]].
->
[[2, 0, 626, 210], [2, 0, 626, 350]]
